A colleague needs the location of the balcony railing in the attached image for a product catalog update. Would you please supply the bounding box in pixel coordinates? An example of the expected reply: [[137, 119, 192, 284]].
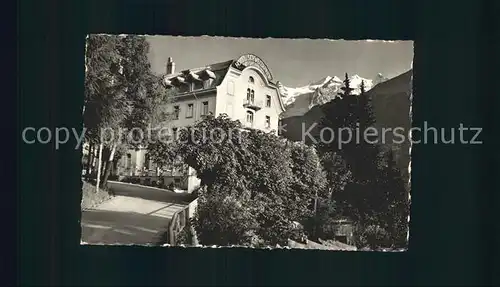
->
[[243, 99, 263, 111]]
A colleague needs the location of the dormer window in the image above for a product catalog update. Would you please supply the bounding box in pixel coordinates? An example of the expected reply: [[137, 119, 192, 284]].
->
[[204, 79, 213, 89], [249, 76, 254, 84], [193, 81, 203, 91]]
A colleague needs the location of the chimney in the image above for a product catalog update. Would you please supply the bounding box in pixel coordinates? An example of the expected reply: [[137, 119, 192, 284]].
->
[[166, 57, 176, 75]]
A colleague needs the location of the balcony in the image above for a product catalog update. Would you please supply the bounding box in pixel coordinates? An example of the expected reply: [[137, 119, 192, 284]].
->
[[243, 99, 263, 111]]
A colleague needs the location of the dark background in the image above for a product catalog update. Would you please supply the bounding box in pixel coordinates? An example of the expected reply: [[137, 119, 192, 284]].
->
[[16, 0, 496, 285]]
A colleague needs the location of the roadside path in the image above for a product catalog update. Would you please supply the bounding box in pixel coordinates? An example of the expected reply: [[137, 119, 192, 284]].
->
[[81, 182, 191, 245]]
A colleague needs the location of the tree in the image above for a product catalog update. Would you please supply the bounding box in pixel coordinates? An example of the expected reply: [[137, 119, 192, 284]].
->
[[318, 75, 381, 181], [347, 79, 380, 181], [84, 35, 172, 189], [346, 149, 409, 249], [340, 72, 354, 98], [376, 149, 409, 248], [318, 73, 358, 155], [319, 151, 352, 197], [84, 35, 131, 190]]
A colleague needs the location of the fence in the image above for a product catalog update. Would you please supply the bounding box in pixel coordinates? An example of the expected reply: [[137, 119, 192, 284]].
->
[[168, 198, 198, 245]]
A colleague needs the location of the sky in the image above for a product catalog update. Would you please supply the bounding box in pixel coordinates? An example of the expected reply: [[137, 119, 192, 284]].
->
[[147, 36, 413, 88]]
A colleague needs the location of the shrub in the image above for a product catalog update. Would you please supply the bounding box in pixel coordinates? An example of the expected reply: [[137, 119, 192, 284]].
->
[[175, 222, 193, 245], [81, 180, 112, 209], [193, 193, 258, 246], [303, 198, 339, 240], [151, 115, 332, 246], [353, 224, 390, 249]]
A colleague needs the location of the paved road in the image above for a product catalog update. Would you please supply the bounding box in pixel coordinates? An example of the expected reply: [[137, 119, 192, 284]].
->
[[81, 182, 192, 245]]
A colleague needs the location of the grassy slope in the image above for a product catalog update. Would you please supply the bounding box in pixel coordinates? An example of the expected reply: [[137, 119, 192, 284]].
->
[[81, 181, 113, 210]]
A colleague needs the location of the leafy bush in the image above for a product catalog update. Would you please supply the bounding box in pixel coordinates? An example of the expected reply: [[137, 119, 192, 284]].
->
[[193, 192, 258, 246], [175, 222, 193, 245], [303, 198, 339, 240], [150, 115, 331, 246], [81, 181, 112, 209], [353, 224, 389, 249]]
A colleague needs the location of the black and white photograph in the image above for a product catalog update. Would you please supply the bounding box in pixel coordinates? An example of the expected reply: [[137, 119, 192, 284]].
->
[[80, 35, 413, 251]]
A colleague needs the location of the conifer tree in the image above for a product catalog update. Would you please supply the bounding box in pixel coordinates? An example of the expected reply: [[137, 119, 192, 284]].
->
[[378, 149, 409, 248], [344, 79, 380, 181], [339, 72, 354, 98]]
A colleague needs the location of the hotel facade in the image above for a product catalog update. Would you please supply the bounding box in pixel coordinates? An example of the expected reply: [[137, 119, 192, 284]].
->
[[115, 54, 286, 192]]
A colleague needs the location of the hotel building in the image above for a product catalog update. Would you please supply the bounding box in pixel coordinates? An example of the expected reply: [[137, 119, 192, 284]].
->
[[116, 54, 286, 192]]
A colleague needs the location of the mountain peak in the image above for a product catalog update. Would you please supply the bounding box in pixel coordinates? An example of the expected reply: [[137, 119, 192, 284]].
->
[[280, 74, 373, 108], [373, 73, 389, 86], [309, 76, 332, 87]]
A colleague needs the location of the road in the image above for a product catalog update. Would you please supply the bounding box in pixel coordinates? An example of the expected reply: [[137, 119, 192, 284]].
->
[[81, 182, 194, 245]]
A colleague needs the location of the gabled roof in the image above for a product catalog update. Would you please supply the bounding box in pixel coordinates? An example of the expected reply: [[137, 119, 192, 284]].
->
[[164, 59, 234, 87], [163, 54, 286, 112]]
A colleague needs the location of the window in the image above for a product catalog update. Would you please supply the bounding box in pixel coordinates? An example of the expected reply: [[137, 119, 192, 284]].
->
[[186, 103, 194, 118], [178, 85, 189, 93], [265, 116, 271, 128], [173, 106, 180, 120], [266, 95, 271, 107], [193, 81, 204, 91], [204, 79, 213, 89], [246, 111, 254, 124], [201, 101, 209, 116], [248, 76, 254, 83], [246, 89, 255, 103]]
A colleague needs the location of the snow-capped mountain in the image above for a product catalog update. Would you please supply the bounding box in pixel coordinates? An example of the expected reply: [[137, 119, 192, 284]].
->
[[373, 73, 389, 86], [278, 74, 377, 108]]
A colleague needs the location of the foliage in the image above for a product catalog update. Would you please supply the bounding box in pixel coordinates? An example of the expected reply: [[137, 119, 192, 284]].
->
[[353, 224, 389, 249], [320, 151, 353, 196], [303, 197, 338, 240], [149, 115, 329, 246], [318, 74, 381, 181], [175, 221, 193, 246], [193, 190, 257, 246], [289, 142, 329, 213], [315, 73, 409, 248], [377, 149, 410, 248], [84, 35, 131, 143], [81, 180, 112, 210], [84, 34, 173, 187]]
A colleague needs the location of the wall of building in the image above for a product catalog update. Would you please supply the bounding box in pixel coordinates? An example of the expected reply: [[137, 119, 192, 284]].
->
[[116, 148, 148, 176], [217, 67, 283, 134], [167, 91, 217, 128], [115, 59, 285, 192]]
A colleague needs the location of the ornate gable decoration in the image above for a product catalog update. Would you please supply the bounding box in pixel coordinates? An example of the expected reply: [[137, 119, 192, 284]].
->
[[233, 54, 273, 82]]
